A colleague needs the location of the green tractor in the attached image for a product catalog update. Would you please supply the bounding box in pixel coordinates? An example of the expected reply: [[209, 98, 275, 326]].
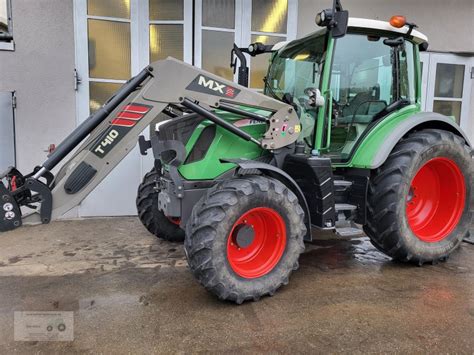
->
[[1, 1, 472, 303]]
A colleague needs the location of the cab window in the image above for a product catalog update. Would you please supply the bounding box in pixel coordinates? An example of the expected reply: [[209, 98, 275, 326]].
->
[[327, 33, 416, 160]]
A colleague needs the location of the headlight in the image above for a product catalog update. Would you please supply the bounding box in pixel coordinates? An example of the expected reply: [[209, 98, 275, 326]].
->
[[315, 9, 333, 27]]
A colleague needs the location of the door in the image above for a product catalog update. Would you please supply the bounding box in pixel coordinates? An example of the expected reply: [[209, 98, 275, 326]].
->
[[0, 91, 15, 171], [73, 0, 296, 216], [74, 0, 192, 216], [424, 53, 472, 133]]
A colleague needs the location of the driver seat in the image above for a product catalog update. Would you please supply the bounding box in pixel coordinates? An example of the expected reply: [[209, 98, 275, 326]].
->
[[339, 85, 382, 124]]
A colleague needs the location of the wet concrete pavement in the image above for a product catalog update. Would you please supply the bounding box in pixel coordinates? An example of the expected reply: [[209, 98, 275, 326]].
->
[[0, 217, 473, 353]]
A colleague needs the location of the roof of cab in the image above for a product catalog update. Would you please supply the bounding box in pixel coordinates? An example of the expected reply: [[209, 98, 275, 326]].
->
[[348, 18, 428, 44], [271, 17, 429, 52]]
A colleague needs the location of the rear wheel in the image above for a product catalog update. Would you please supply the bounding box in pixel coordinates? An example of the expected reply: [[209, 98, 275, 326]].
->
[[364, 129, 473, 264], [185, 175, 306, 303], [136, 169, 185, 242]]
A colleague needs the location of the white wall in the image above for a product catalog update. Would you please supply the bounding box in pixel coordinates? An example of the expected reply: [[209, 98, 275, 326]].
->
[[0, 0, 76, 173]]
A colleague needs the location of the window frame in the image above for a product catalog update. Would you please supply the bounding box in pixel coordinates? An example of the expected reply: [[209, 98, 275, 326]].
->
[[0, 0, 14, 50], [194, 0, 298, 88]]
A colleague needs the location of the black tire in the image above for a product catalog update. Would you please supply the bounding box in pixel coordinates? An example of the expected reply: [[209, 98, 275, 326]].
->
[[136, 169, 185, 242], [185, 175, 306, 304], [364, 129, 473, 264]]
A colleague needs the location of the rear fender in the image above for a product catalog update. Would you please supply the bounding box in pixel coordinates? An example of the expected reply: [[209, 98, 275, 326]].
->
[[351, 111, 472, 169]]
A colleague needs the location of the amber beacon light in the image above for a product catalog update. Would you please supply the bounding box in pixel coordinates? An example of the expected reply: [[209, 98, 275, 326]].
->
[[389, 15, 407, 28]]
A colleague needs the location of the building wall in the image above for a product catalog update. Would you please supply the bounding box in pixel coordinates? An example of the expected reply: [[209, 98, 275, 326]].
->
[[297, 0, 474, 54], [0, 0, 76, 172]]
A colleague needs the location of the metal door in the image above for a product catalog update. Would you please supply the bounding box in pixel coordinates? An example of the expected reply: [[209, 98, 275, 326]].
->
[[0, 91, 15, 171]]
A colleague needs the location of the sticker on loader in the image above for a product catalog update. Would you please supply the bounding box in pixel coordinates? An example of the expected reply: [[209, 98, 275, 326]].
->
[[186, 75, 241, 98], [91, 104, 151, 158]]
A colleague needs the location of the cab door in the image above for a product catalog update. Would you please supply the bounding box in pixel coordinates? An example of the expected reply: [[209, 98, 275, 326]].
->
[[318, 32, 417, 161]]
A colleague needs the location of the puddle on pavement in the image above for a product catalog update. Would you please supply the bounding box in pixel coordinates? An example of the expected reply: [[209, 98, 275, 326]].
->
[[301, 237, 390, 270]]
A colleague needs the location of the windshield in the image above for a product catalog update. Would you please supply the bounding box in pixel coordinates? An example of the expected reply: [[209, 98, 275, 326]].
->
[[265, 32, 327, 101]]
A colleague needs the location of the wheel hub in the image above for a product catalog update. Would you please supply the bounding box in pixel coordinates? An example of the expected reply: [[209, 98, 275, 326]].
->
[[406, 157, 466, 243], [233, 224, 255, 248]]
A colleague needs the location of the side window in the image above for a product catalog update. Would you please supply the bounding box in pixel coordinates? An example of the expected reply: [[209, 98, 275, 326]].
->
[[328, 33, 416, 160], [0, 0, 13, 50], [399, 40, 416, 103]]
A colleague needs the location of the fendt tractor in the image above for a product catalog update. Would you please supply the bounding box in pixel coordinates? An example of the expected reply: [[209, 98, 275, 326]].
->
[[1, 1, 472, 303]]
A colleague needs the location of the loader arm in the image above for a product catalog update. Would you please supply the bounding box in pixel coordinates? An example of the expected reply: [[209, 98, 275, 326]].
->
[[0, 58, 301, 232]]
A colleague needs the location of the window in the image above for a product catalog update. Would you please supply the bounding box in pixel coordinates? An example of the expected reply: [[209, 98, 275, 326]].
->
[[266, 32, 326, 100], [149, 0, 185, 63], [328, 33, 416, 159], [195, 0, 297, 87], [87, 0, 132, 112], [198, 0, 237, 81], [0, 0, 13, 50], [432, 63, 465, 124], [249, 0, 289, 89]]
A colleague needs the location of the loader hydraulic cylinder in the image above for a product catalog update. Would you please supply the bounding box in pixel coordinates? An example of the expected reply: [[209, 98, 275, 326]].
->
[[38, 67, 153, 174], [181, 98, 261, 146]]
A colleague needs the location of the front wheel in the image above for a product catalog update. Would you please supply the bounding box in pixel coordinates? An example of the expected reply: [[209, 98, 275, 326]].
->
[[364, 129, 473, 264], [136, 169, 185, 242], [185, 175, 306, 304]]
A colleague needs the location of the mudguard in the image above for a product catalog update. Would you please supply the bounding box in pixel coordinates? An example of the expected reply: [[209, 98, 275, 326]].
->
[[223, 159, 312, 241], [350, 111, 472, 169]]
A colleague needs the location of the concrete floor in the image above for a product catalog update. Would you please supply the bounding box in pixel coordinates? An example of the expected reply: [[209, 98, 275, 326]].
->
[[0, 218, 473, 354]]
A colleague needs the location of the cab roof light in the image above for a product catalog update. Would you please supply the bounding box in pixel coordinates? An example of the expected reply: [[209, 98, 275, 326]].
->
[[389, 15, 419, 37], [389, 15, 406, 28]]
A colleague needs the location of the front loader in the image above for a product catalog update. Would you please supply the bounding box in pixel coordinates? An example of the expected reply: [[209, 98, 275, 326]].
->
[[1, 1, 472, 303]]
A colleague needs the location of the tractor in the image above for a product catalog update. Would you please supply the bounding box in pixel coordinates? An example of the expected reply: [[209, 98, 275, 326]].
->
[[1, 1, 472, 304]]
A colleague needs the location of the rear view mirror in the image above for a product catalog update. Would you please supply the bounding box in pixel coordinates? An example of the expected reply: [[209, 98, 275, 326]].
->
[[315, 1, 348, 39], [331, 10, 349, 38]]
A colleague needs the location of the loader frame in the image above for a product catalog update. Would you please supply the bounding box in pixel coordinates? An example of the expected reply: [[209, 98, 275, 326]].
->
[[0, 59, 301, 232]]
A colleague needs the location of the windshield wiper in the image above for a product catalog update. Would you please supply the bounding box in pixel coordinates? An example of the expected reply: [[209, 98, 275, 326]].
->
[[263, 76, 279, 99], [263, 76, 281, 101]]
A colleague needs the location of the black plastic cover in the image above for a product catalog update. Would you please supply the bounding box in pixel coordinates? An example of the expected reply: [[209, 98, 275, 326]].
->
[[64, 162, 97, 195]]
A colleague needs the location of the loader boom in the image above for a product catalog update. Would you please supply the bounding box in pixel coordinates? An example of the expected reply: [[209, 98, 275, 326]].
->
[[0, 58, 300, 232]]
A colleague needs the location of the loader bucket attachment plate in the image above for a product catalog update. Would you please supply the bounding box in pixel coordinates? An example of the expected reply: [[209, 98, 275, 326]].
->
[[0, 181, 22, 232]]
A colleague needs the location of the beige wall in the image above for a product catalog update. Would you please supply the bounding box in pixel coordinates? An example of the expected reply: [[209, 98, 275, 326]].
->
[[297, 0, 474, 54], [0, 0, 76, 172]]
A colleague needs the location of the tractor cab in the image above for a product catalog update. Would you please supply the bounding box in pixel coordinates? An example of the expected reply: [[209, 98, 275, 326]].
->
[[264, 17, 428, 162]]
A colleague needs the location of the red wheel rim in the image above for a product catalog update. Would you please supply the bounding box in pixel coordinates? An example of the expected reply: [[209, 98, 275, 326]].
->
[[167, 217, 181, 226], [406, 157, 466, 243], [227, 207, 287, 279]]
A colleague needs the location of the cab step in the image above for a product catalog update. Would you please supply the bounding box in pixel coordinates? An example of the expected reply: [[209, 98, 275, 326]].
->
[[336, 226, 365, 237], [334, 179, 353, 190], [335, 203, 357, 212]]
